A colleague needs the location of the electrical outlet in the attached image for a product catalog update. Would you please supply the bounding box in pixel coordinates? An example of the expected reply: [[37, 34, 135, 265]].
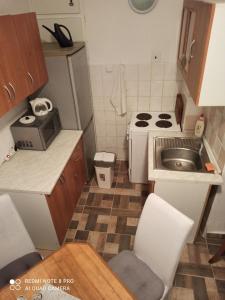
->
[[151, 51, 162, 62]]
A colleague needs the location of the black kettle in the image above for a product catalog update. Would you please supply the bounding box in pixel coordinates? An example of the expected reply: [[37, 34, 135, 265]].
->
[[42, 23, 73, 48]]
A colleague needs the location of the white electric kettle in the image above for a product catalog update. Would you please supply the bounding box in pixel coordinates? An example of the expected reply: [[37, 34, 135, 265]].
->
[[30, 98, 53, 117]]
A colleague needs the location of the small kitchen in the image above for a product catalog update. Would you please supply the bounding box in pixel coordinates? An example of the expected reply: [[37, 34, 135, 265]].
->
[[0, 0, 225, 299]]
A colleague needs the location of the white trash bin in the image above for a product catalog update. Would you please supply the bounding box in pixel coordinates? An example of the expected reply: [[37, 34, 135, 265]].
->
[[94, 152, 116, 189]]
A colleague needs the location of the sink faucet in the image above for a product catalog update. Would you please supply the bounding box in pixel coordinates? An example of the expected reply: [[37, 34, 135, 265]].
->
[[199, 142, 204, 155]]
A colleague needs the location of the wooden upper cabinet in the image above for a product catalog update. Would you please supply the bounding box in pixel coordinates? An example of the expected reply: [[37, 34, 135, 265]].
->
[[0, 13, 48, 118], [0, 15, 29, 116], [12, 13, 48, 93], [178, 1, 225, 106]]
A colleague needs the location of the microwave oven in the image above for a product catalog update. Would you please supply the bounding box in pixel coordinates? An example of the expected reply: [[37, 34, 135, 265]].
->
[[11, 108, 61, 150]]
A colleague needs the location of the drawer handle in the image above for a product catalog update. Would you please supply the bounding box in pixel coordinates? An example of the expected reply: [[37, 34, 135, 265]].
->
[[27, 72, 34, 84], [8, 82, 16, 100], [3, 85, 13, 101]]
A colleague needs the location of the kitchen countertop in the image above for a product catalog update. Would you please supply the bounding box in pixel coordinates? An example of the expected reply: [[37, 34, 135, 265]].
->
[[0, 130, 83, 195], [148, 131, 223, 185]]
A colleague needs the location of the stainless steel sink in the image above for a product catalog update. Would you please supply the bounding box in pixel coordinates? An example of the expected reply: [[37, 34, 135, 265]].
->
[[154, 137, 211, 173]]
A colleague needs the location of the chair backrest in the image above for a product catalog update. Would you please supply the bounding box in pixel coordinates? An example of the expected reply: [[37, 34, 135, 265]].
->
[[134, 193, 194, 289], [0, 194, 36, 269]]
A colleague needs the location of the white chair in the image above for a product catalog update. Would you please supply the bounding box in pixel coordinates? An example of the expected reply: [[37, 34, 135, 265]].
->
[[109, 193, 194, 300], [0, 194, 42, 287]]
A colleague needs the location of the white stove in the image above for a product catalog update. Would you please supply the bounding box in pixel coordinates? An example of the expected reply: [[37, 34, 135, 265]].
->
[[128, 112, 181, 183], [129, 112, 181, 132]]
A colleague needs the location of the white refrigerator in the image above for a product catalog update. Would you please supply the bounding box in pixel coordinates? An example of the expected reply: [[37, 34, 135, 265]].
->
[[38, 43, 96, 180]]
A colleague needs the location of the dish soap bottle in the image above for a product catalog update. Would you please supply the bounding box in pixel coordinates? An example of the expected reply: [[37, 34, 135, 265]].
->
[[195, 114, 205, 137]]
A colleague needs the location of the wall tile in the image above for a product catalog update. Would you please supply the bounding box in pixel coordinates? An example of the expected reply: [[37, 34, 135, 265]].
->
[[92, 78, 104, 96], [93, 98, 105, 112], [96, 136, 106, 150], [90, 65, 103, 81], [164, 62, 177, 80], [94, 111, 106, 123], [163, 81, 180, 97], [103, 79, 114, 97], [105, 111, 116, 124], [104, 97, 115, 112], [116, 114, 127, 125], [116, 124, 127, 137], [150, 97, 162, 111], [116, 136, 127, 149], [127, 97, 138, 112], [117, 148, 128, 160], [151, 62, 164, 80], [151, 81, 163, 97], [139, 81, 151, 97], [125, 64, 138, 81], [162, 96, 176, 111], [212, 137, 222, 161], [95, 121, 106, 137], [138, 64, 151, 81], [138, 97, 150, 111], [126, 80, 138, 97], [105, 136, 117, 148], [105, 124, 117, 137]]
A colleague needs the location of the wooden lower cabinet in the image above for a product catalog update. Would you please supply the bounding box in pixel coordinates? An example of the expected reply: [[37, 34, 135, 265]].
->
[[46, 139, 86, 244]]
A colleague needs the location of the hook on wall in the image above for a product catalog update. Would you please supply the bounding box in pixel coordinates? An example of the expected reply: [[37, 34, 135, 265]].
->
[[69, 0, 74, 6]]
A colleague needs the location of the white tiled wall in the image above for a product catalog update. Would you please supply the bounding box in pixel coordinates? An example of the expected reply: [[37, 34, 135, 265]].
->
[[90, 61, 182, 159]]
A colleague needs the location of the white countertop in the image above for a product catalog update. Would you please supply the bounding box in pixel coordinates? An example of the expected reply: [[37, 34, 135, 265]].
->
[[148, 131, 223, 185], [0, 130, 83, 195]]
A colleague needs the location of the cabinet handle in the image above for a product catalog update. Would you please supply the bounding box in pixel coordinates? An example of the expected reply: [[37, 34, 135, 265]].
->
[[27, 72, 34, 85], [189, 39, 196, 59], [8, 82, 16, 100], [59, 175, 65, 184], [3, 85, 13, 101], [74, 174, 78, 178]]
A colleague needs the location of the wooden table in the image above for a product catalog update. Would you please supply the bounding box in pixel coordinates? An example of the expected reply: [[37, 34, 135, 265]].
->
[[0, 243, 134, 300]]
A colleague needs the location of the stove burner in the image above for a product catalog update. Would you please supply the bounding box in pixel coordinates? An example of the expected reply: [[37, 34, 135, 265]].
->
[[136, 113, 152, 121], [135, 121, 149, 127], [158, 113, 171, 120], [156, 120, 172, 128]]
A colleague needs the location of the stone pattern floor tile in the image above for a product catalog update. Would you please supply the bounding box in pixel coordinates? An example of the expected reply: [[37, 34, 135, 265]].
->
[[61, 160, 225, 300]]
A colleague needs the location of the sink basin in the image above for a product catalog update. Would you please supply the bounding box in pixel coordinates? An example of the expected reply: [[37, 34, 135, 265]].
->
[[161, 148, 202, 172], [154, 137, 211, 173]]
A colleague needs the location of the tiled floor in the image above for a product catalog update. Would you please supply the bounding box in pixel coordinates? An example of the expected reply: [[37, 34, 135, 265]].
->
[[62, 161, 225, 299]]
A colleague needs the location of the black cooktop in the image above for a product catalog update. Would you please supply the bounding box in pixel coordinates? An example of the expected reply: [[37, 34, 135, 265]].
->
[[155, 120, 172, 128], [136, 113, 152, 121], [135, 121, 149, 127]]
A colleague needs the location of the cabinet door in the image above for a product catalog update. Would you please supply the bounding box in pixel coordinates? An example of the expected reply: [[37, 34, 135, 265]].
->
[[70, 139, 86, 204], [0, 15, 29, 115], [12, 13, 48, 93], [62, 160, 77, 213], [46, 176, 70, 244], [178, 0, 215, 104]]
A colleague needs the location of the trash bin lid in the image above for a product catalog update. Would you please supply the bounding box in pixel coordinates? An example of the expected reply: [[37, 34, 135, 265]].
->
[[94, 152, 115, 163]]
